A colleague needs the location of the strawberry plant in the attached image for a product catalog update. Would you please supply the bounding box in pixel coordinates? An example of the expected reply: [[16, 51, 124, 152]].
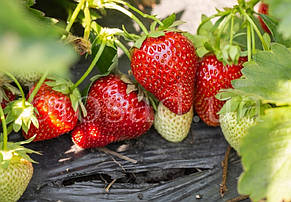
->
[[2, 0, 291, 201]]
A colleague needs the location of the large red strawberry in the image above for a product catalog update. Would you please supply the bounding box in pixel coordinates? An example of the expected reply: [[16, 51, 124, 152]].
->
[[194, 55, 247, 126], [258, 2, 271, 34], [23, 81, 78, 141], [72, 74, 154, 148], [131, 32, 197, 115]]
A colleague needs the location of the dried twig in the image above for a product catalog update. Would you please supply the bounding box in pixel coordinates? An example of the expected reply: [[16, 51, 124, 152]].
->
[[220, 145, 231, 197], [105, 179, 117, 192], [227, 195, 249, 202], [98, 147, 137, 164], [111, 156, 127, 172]]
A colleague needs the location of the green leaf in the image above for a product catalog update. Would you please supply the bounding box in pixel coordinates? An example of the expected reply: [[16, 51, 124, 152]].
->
[[0, 0, 77, 76], [21, 0, 35, 7], [266, 0, 291, 39], [158, 13, 176, 30], [133, 34, 147, 49], [232, 43, 291, 106], [258, 13, 278, 36], [148, 31, 165, 38], [238, 106, 291, 201]]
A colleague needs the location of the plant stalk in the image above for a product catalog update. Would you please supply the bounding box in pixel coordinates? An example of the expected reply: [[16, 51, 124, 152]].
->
[[28, 71, 48, 103], [65, 0, 86, 33], [0, 105, 8, 151], [115, 39, 131, 60], [83, 1, 91, 40], [251, 23, 256, 56], [229, 15, 234, 45], [243, 13, 269, 50], [4, 72, 26, 105], [118, 0, 163, 26], [72, 41, 106, 90], [247, 22, 252, 61], [104, 3, 149, 35]]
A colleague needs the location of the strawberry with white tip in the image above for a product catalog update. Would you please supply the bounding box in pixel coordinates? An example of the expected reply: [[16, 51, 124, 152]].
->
[[154, 102, 193, 142]]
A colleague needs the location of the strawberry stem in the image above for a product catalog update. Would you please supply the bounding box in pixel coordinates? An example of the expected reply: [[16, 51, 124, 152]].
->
[[248, 0, 260, 8], [4, 72, 26, 105], [0, 105, 8, 151], [197, 10, 231, 34], [28, 71, 48, 103], [216, 14, 232, 49], [247, 22, 252, 61], [72, 41, 106, 90], [243, 13, 269, 50], [119, 0, 164, 26], [83, 1, 91, 40], [104, 3, 149, 35], [65, 0, 86, 33], [251, 24, 256, 55], [115, 39, 131, 60], [230, 15, 234, 45]]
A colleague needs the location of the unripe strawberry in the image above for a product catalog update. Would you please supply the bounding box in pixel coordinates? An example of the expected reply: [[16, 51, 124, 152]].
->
[[0, 152, 33, 202], [220, 112, 256, 152], [14, 72, 42, 87], [154, 102, 193, 142]]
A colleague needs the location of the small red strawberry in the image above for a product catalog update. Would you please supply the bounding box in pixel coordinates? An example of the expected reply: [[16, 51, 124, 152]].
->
[[72, 74, 154, 148], [0, 74, 19, 109], [131, 31, 197, 115], [258, 2, 271, 34], [1, 89, 16, 109], [23, 80, 79, 141], [194, 55, 247, 126]]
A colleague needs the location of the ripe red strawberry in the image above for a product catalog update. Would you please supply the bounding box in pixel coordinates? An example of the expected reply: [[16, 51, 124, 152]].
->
[[258, 2, 271, 34], [23, 81, 78, 141], [131, 32, 198, 115], [1, 89, 16, 109], [194, 55, 247, 126], [72, 74, 154, 148]]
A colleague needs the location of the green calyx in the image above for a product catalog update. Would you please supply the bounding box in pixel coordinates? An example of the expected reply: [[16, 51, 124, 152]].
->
[[216, 89, 270, 120], [0, 137, 40, 169], [4, 100, 38, 134], [132, 13, 185, 49]]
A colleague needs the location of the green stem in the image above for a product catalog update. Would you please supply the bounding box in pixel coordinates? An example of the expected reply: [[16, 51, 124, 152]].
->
[[119, 0, 163, 26], [115, 39, 131, 60], [4, 72, 26, 105], [229, 15, 234, 45], [216, 14, 233, 49], [251, 23, 256, 56], [248, 0, 261, 8], [0, 105, 7, 151], [65, 0, 86, 33], [83, 1, 91, 40], [197, 10, 231, 34], [243, 13, 269, 50], [7, 124, 13, 136], [72, 41, 106, 90], [247, 22, 252, 61], [28, 71, 48, 103], [104, 3, 148, 35]]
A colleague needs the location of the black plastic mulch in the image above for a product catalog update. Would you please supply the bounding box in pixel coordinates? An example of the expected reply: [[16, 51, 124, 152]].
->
[[17, 121, 249, 202]]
